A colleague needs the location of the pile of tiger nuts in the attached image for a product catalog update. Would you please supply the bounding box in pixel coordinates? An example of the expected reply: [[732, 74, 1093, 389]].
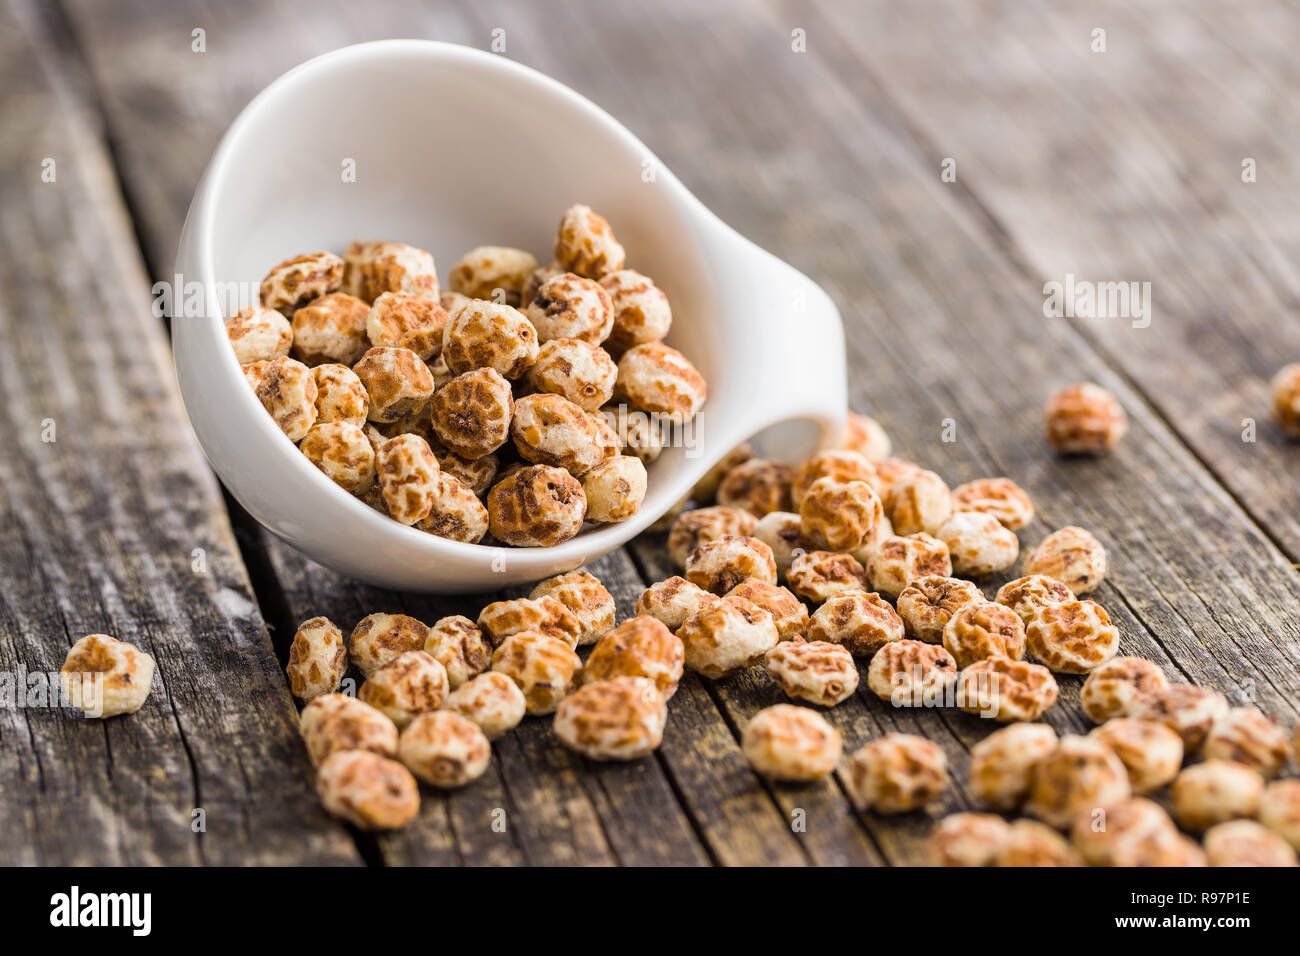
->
[[229, 204, 706, 546]]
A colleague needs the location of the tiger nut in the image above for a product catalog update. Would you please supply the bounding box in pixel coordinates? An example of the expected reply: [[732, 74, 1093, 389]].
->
[[528, 337, 618, 410], [951, 477, 1035, 531], [678, 595, 780, 679], [957, 656, 1059, 722], [692, 444, 754, 503], [521, 262, 564, 309], [865, 639, 959, 707], [353, 346, 435, 424], [442, 299, 539, 379], [582, 454, 648, 522], [376, 434, 440, 525], [925, 813, 1011, 867], [840, 412, 892, 461], [896, 576, 984, 643], [995, 574, 1076, 629], [847, 733, 949, 814], [366, 291, 448, 360], [435, 449, 498, 496], [530, 570, 616, 647], [764, 640, 858, 707], [885, 469, 953, 536], [299, 693, 398, 766], [1068, 797, 1181, 867], [806, 590, 904, 657], [312, 363, 369, 425], [256, 356, 318, 441], [718, 459, 796, 517], [726, 580, 808, 641], [967, 722, 1057, 810], [635, 576, 720, 633], [616, 342, 707, 422], [992, 819, 1083, 867], [1203, 707, 1291, 778], [1089, 717, 1183, 793], [606, 406, 663, 463], [1080, 656, 1169, 723], [359, 650, 449, 728], [685, 534, 777, 595], [447, 246, 538, 306], [443, 671, 526, 740], [259, 250, 344, 312], [486, 465, 587, 547], [800, 477, 883, 553], [1025, 599, 1119, 674], [792, 450, 878, 508], [741, 703, 842, 781], [349, 612, 431, 677], [417, 472, 489, 543], [599, 269, 672, 355], [511, 393, 606, 475], [316, 750, 418, 830], [581, 616, 685, 700], [1022, 526, 1107, 595], [1045, 382, 1128, 453], [343, 240, 439, 303], [867, 533, 952, 600], [430, 367, 514, 459], [301, 422, 377, 495], [424, 615, 491, 689], [1259, 779, 1300, 851], [491, 631, 583, 714], [525, 271, 614, 344], [226, 305, 292, 365], [554, 676, 667, 761], [554, 203, 625, 278], [398, 710, 491, 788], [667, 506, 757, 569], [1203, 820, 1299, 867], [935, 511, 1019, 577], [751, 510, 805, 577], [479, 595, 584, 650], [285, 616, 347, 701], [60, 633, 155, 718], [787, 550, 868, 603], [1271, 363, 1300, 437], [868, 457, 924, 501], [943, 602, 1026, 668], [291, 291, 371, 366], [1024, 735, 1131, 830], [241, 360, 269, 391], [1170, 760, 1264, 832], [1129, 684, 1229, 751]]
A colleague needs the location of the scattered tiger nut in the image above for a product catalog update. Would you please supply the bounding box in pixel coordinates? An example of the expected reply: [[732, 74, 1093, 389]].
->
[[1129, 684, 1229, 751], [1272, 363, 1300, 436], [885, 469, 953, 536], [436, 449, 498, 497], [443, 671, 527, 740], [807, 590, 903, 657], [581, 616, 685, 700], [441, 300, 539, 379], [718, 459, 797, 518], [792, 451, 878, 508], [693, 444, 755, 503], [256, 356, 318, 441], [398, 710, 491, 788], [285, 617, 347, 701], [349, 612, 431, 677], [896, 576, 984, 643], [667, 506, 757, 569], [1070, 802, 1193, 867], [448, 246, 539, 306], [510, 393, 606, 475], [727, 580, 808, 641], [635, 577, 720, 633], [375, 434, 440, 525], [1203, 707, 1291, 778], [957, 656, 1059, 723], [1024, 735, 1131, 830], [868, 457, 924, 501], [787, 550, 868, 603], [1025, 599, 1119, 674], [291, 291, 371, 366], [582, 455, 648, 523], [491, 630, 583, 715], [742, 703, 842, 781], [751, 511, 805, 577], [994, 574, 1077, 628], [599, 269, 672, 355], [417, 473, 489, 543], [241, 360, 270, 391], [521, 262, 563, 309], [1089, 717, 1184, 793], [685, 534, 777, 595], [678, 595, 780, 679], [352, 346, 435, 424], [866, 639, 959, 707], [616, 342, 707, 421], [554, 203, 625, 278], [342, 240, 439, 303], [525, 271, 614, 344], [867, 533, 952, 601], [260, 250, 344, 312], [925, 813, 1012, 867], [1259, 779, 1300, 851], [992, 819, 1083, 867], [935, 511, 1020, 577], [479, 595, 584, 650], [316, 750, 419, 830], [430, 367, 514, 459], [527, 337, 617, 410], [1170, 760, 1264, 832], [1022, 526, 1107, 595], [486, 465, 587, 547], [365, 291, 448, 360], [301, 422, 378, 495], [311, 363, 368, 425], [1045, 382, 1128, 454], [1080, 656, 1169, 724], [967, 722, 1057, 810], [554, 676, 667, 761], [299, 693, 398, 766], [840, 412, 892, 461], [226, 305, 292, 365], [764, 640, 858, 707], [799, 476, 883, 553], [358, 650, 449, 728], [942, 602, 1026, 668], [530, 571, 616, 647], [847, 733, 949, 814], [60, 634, 155, 718], [424, 615, 491, 690], [951, 477, 1035, 531], [1203, 820, 1298, 867]]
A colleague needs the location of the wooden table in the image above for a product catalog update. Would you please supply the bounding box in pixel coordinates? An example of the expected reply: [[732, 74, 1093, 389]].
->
[[3, 0, 1298, 866]]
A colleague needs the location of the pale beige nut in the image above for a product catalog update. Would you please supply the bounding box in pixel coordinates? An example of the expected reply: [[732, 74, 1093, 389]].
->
[[807, 590, 903, 657], [800, 476, 884, 553], [349, 612, 431, 677], [1203, 707, 1290, 778], [692, 444, 754, 503], [957, 656, 1059, 722], [788, 550, 868, 603], [525, 271, 614, 344], [226, 305, 292, 365], [1109, 830, 1208, 867], [867, 533, 952, 600], [315, 750, 418, 830], [342, 240, 438, 304], [448, 246, 538, 306], [943, 602, 1026, 668], [764, 640, 858, 707], [616, 342, 707, 422], [352, 346, 435, 424], [358, 650, 449, 728], [951, 477, 1035, 531], [417, 472, 489, 543], [491, 630, 583, 714], [427, 352, 455, 388], [968, 722, 1057, 810], [1258, 779, 1300, 851], [554, 676, 667, 761], [256, 356, 318, 441], [59, 634, 155, 718], [1078, 657, 1167, 725], [430, 367, 514, 459], [896, 576, 984, 643], [365, 291, 448, 360], [376, 434, 440, 525], [635, 577, 719, 633], [716, 459, 796, 517], [885, 469, 953, 536], [424, 615, 491, 690], [1130, 683, 1229, 752], [311, 363, 369, 425], [442, 299, 539, 379], [479, 595, 584, 650], [1045, 382, 1128, 453], [994, 574, 1076, 628], [301, 422, 377, 495], [443, 671, 526, 740], [992, 819, 1083, 867], [685, 534, 778, 595], [839, 412, 891, 461], [527, 337, 617, 410], [582, 455, 648, 524], [440, 289, 472, 318], [299, 693, 398, 766], [1272, 363, 1300, 437], [510, 393, 605, 475], [1025, 599, 1119, 674], [291, 291, 371, 366], [792, 450, 878, 508], [435, 448, 498, 497], [530, 571, 616, 647], [847, 733, 948, 814], [1089, 717, 1184, 793], [678, 595, 780, 679], [741, 704, 841, 781], [376, 409, 438, 447], [398, 710, 491, 788], [850, 510, 895, 564], [667, 506, 757, 569], [582, 616, 685, 700], [866, 639, 959, 707], [925, 813, 1011, 867], [727, 580, 808, 641], [868, 457, 924, 501], [1024, 734, 1131, 830], [1170, 760, 1265, 832], [607, 406, 663, 463], [751, 510, 805, 577], [285, 616, 347, 701], [241, 360, 269, 391], [599, 269, 672, 355], [935, 511, 1020, 577], [589, 409, 624, 458], [260, 250, 344, 312], [554, 203, 625, 278], [520, 262, 563, 308], [1204, 820, 1299, 867], [1021, 526, 1107, 595], [486, 465, 587, 547]]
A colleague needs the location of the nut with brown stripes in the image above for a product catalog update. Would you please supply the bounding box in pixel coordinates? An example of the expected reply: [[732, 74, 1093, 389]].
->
[[299, 693, 398, 766], [358, 649, 449, 728], [554, 203, 626, 279], [581, 616, 685, 699], [943, 601, 1026, 668], [764, 640, 858, 707], [60, 633, 156, 718], [635, 576, 719, 633], [685, 534, 777, 595], [807, 590, 904, 658], [486, 465, 587, 547], [554, 676, 667, 761], [1044, 382, 1128, 454], [316, 750, 418, 830], [896, 576, 983, 644], [442, 671, 526, 740], [530, 570, 617, 647], [491, 630, 583, 715], [285, 616, 347, 701], [787, 550, 868, 603], [447, 246, 538, 306], [226, 305, 292, 365], [667, 506, 758, 569], [847, 733, 949, 814], [742, 704, 842, 781], [376, 434, 441, 526], [424, 615, 492, 689], [479, 595, 584, 650], [430, 367, 514, 460], [348, 612, 431, 677], [599, 269, 672, 355], [398, 710, 491, 788], [260, 250, 344, 312]]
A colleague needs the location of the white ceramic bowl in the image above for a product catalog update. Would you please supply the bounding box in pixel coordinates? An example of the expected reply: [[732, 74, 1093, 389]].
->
[[173, 40, 845, 592]]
